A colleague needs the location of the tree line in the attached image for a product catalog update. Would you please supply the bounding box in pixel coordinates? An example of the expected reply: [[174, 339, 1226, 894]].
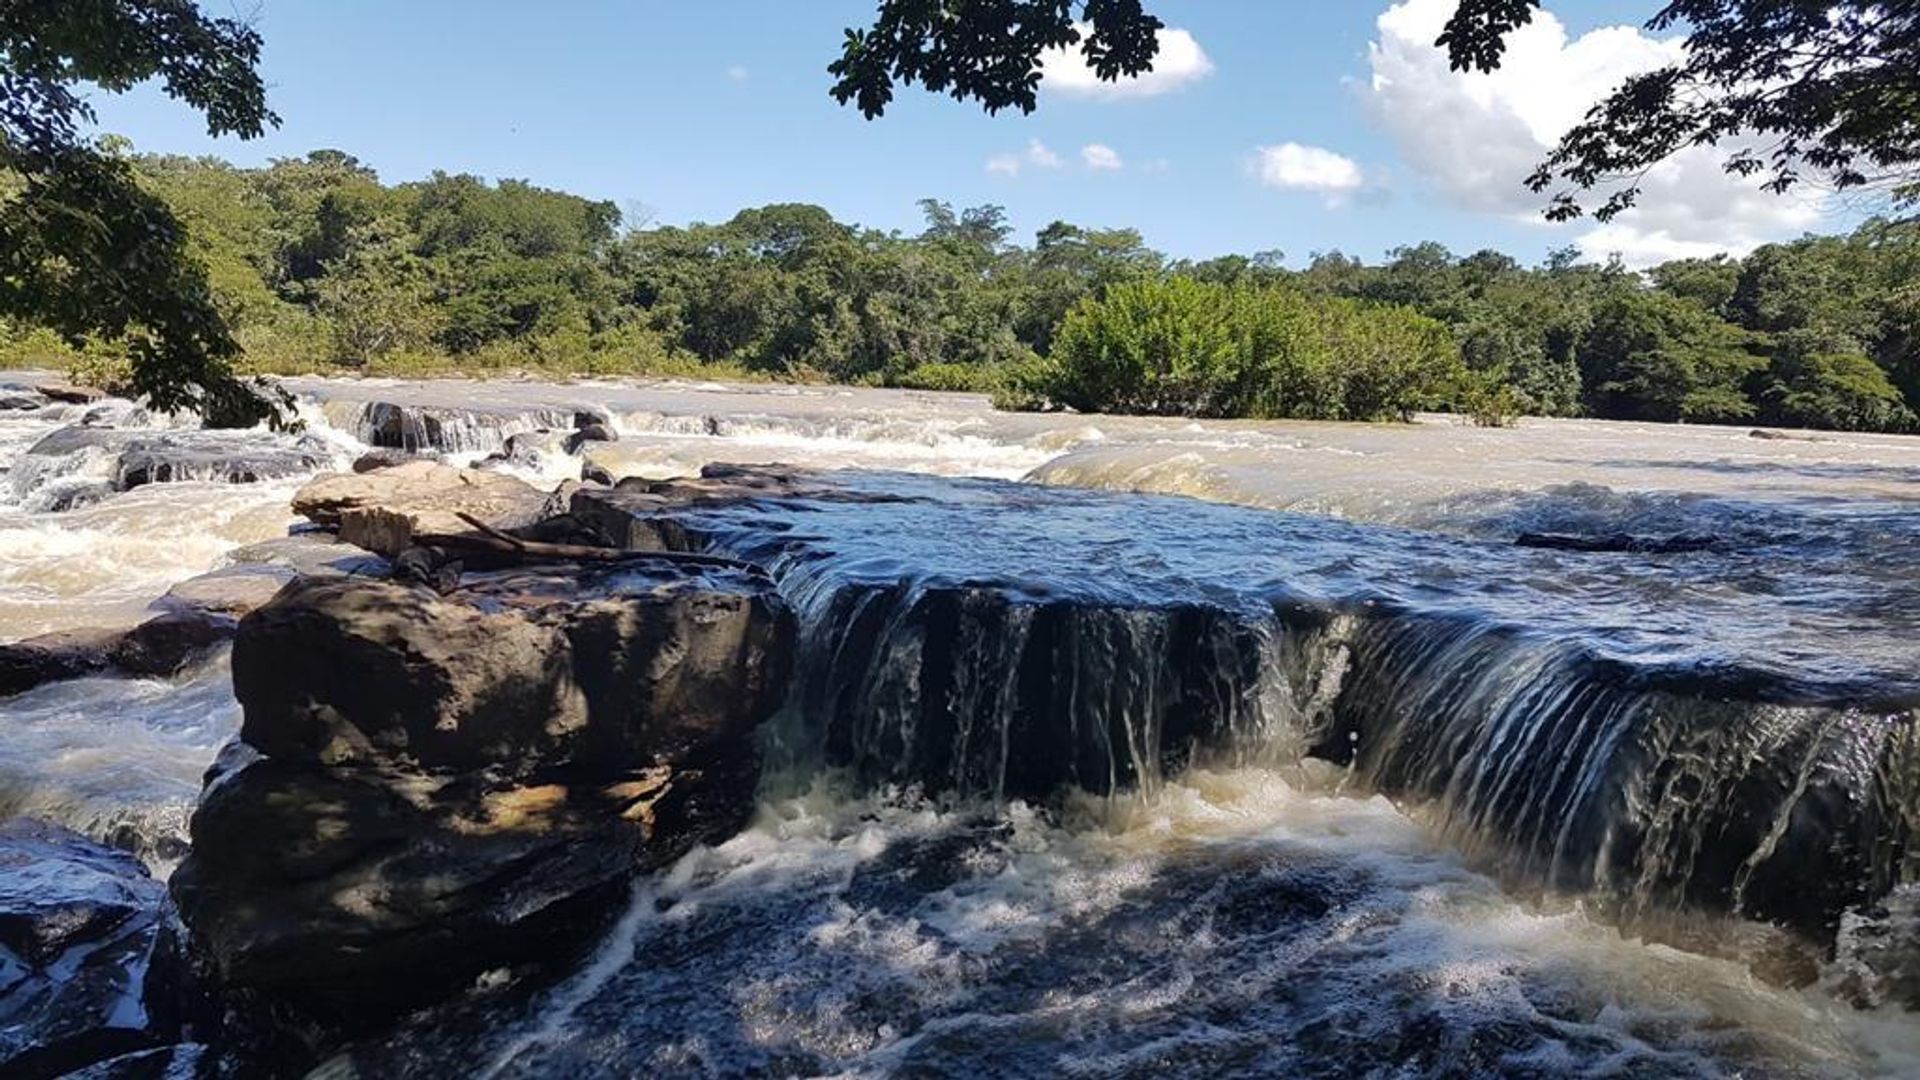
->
[[3, 149, 1915, 432]]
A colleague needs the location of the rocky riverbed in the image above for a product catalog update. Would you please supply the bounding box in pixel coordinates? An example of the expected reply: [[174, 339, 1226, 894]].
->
[[3, 371, 1920, 1077]]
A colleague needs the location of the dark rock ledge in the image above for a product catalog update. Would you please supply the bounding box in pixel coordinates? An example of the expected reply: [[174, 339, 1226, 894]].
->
[[167, 555, 792, 1059]]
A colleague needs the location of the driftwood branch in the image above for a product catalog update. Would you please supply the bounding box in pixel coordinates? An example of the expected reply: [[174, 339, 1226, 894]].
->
[[455, 511, 528, 548]]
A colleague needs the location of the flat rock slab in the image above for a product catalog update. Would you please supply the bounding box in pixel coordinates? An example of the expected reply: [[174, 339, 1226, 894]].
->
[[292, 461, 550, 556]]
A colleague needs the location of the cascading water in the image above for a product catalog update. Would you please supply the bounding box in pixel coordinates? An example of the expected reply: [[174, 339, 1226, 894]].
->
[[574, 467, 1920, 977], [4, 372, 1920, 1075]]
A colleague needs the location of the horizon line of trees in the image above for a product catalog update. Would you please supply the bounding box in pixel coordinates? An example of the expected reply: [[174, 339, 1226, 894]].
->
[[2, 148, 1916, 432]]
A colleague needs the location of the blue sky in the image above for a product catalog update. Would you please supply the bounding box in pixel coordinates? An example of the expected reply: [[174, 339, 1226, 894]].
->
[[93, 1, 1863, 268]]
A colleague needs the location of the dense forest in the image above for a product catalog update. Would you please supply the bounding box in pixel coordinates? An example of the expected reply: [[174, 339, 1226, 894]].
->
[[3, 149, 1916, 431]]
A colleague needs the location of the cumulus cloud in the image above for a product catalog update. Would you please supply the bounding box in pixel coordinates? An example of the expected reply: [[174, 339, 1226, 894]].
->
[[1042, 26, 1214, 99], [1081, 143, 1124, 171], [1362, 0, 1824, 265], [1254, 143, 1366, 205], [986, 138, 1064, 177]]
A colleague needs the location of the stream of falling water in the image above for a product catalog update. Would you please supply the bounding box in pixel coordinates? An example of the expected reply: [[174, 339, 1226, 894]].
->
[[338, 768, 1920, 1078], [3, 372, 1919, 1076]]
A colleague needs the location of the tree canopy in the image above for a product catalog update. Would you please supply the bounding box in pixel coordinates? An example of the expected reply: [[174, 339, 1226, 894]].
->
[[0, 0, 281, 425], [838, 1, 1920, 220], [7, 151, 1917, 433]]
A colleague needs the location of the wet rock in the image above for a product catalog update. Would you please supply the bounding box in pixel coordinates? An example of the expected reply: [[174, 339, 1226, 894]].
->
[[570, 463, 884, 551], [350, 448, 439, 473], [42, 484, 113, 513], [1750, 428, 1828, 442], [223, 534, 390, 581], [171, 561, 793, 1040], [580, 459, 614, 486], [353, 401, 572, 454], [0, 611, 235, 698], [0, 819, 171, 1078], [1515, 531, 1727, 554], [0, 627, 121, 696], [230, 567, 789, 771], [291, 462, 549, 557], [37, 382, 107, 405], [507, 428, 566, 466], [0, 384, 47, 411], [108, 611, 232, 678], [62, 1043, 213, 1079], [562, 422, 618, 455], [154, 568, 298, 620], [22, 426, 334, 491]]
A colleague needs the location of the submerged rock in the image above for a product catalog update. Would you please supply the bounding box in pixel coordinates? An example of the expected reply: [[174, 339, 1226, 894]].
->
[[171, 561, 793, 1045], [1515, 530, 1727, 554], [0, 819, 172, 1078]]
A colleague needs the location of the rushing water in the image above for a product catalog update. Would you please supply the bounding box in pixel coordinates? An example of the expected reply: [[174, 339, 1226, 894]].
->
[[3, 371, 1920, 1076]]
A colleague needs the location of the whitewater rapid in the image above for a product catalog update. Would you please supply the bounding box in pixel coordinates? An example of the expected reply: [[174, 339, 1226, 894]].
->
[[4, 372, 1920, 1076]]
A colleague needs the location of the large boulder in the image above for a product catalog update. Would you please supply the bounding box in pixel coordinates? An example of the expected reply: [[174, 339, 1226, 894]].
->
[[0, 820, 173, 1078], [171, 560, 793, 1041], [291, 462, 549, 557]]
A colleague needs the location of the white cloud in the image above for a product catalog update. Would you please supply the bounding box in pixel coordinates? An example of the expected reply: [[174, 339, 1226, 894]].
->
[[1362, 0, 1823, 266], [1254, 143, 1366, 205], [1042, 26, 1214, 99], [725, 65, 749, 83], [986, 138, 1064, 177], [1081, 143, 1124, 171]]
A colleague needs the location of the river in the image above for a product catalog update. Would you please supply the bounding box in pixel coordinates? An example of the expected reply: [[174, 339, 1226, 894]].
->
[[3, 373, 1919, 1077]]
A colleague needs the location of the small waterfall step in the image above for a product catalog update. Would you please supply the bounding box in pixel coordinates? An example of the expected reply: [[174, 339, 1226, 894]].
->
[[570, 465, 1919, 948]]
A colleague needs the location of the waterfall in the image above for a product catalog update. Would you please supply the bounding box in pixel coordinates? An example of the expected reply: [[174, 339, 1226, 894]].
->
[[578, 467, 1920, 952], [329, 399, 578, 453]]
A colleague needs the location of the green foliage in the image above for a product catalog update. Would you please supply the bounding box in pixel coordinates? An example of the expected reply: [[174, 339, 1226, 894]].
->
[[1, 0, 284, 426], [1758, 329, 1915, 432], [1445, 1, 1920, 219], [6, 141, 1920, 433], [891, 362, 1004, 393], [1031, 278, 1463, 422], [841, 3, 1920, 222], [1578, 290, 1766, 422], [830, 1, 1163, 118]]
